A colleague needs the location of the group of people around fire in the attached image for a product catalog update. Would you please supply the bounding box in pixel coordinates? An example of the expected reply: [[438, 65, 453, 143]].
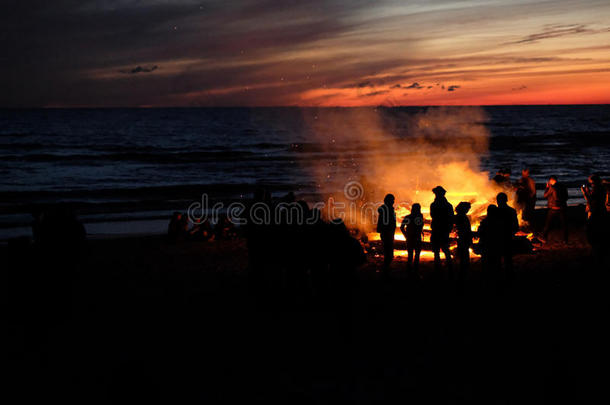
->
[[377, 169, 610, 279], [499, 168, 609, 259], [378, 187, 520, 282], [166, 169, 608, 295]]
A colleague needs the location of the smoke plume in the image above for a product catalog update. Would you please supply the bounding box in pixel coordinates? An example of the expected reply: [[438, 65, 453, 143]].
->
[[300, 107, 504, 231]]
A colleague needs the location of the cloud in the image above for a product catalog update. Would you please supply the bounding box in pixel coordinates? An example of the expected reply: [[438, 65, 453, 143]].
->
[[1, 1, 610, 106], [356, 80, 373, 88], [119, 65, 159, 74], [362, 90, 389, 97], [506, 24, 607, 45], [511, 85, 527, 91], [447, 85, 460, 91], [0, 0, 373, 106], [404, 82, 423, 89]]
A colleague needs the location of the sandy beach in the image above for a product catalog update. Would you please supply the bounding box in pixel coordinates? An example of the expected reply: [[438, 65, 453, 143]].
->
[[5, 218, 609, 403]]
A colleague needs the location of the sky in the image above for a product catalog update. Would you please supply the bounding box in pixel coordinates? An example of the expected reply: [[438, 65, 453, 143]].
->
[[1, 0, 609, 107]]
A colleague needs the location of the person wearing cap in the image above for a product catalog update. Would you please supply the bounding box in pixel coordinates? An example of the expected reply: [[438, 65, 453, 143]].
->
[[377, 193, 396, 277], [430, 186, 454, 272]]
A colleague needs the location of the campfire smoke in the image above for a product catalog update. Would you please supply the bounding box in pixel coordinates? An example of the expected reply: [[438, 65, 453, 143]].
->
[[301, 107, 514, 259]]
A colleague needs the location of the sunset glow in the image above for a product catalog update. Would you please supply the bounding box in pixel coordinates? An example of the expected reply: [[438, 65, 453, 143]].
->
[[2, 0, 609, 107]]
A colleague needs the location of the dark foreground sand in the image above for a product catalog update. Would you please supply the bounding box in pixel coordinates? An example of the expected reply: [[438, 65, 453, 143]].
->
[[5, 224, 609, 404]]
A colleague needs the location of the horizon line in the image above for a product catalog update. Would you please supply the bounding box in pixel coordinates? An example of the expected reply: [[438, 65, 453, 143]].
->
[[2, 103, 609, 110]]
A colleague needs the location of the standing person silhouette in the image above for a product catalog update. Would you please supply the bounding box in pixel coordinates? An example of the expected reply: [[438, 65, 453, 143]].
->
[[430, 186, 454, 272], [582, 174, 606, 219], [400, 203, 424, 278], [496, 192, 519, 282], [581, 174, 608, 263], [377, 194, 396, 278], [542, 175, 568, 243], [516, 168, 537, 225], [478, 205, 501, 277], [602, 179, 610, 214], [454, 202, 472, 283]]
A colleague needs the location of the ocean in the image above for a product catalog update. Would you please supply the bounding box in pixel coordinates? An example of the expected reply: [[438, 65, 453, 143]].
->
[[1, 106, 609, 239]]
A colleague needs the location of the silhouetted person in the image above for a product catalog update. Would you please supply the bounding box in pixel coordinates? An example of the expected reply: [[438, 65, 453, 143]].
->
[[327, 220, 366, 310], [602, 179, 610, 214], [179, 212, 189, 232], [504, 168, 512, 182], [189, 218, 214, 241], [496, 192, 519, 276], [430, 186, 453, 272], [454, 201, 472, 282], [478, 205, 501, 275], [492, 168, 513, 192], [168, 212, 186, 242], [582, 174, 606, 219], [215, 214, 237, 240], [516, 168, 537, 224], [377, 193, 396, 277], [542, 175, 568, 243], [581, 174, 609, 262], [492, 170, 506, 186], [400, 203, 424, 277]]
